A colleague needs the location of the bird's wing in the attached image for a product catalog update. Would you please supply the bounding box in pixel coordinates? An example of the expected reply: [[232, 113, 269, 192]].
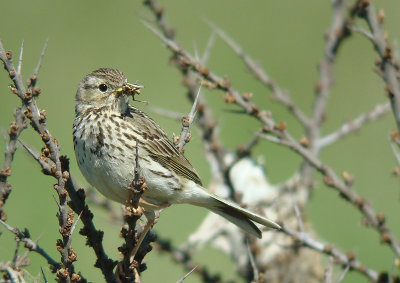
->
[[124, 106, 203, 185]]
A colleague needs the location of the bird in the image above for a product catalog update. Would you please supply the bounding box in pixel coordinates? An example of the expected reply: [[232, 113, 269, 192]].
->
[[73, 68, 281, 238]]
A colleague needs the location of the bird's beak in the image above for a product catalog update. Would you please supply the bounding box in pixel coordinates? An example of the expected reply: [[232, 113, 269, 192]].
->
[[115, 83, 143, 97]]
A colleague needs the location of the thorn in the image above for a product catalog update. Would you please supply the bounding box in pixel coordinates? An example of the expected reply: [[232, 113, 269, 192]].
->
[[176, 265, 198, 283], [52, 194, 62, 212], [32, 38, 49, 81], [17, 40, 24, 75], [188, 85, 201, 124], [41, 267, 48, 283], [201, 31, 216, 64], [193, 41, 199, 61], [66, 212, 82, 248]]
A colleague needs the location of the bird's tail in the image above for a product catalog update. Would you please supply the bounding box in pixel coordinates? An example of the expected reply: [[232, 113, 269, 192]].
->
[[191, 189, 281, 238]]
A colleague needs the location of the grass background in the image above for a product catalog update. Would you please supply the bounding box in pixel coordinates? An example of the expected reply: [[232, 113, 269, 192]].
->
[[0, 1, 399, 282]]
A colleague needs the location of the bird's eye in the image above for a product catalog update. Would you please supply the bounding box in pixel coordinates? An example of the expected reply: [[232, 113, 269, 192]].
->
[[99, 84, 108, 92]]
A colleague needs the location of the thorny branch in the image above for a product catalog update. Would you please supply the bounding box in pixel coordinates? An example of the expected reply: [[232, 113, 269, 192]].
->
[[310, 0, 351, 137], [143, 0, 174, 39], [175, 87, 201, 152], [0, 49, 43, 203], [144, 11, 400, 255], [0, 40, 79, 283], [0, 41, 31, 222], [354, 0, 400, 134], [142, 1, 235, 199], [22, 145, 118, 282], [143, 5, 253, 281], [116, 140, 154, 283], [0, 220, 61, 271], [301, 0, 355, 191], [0, 108, 28, 221], [0, 42, 48, 214], [0, 41, 117, 283], [144, 20, 241, 202], [143, 0, 400, 281]]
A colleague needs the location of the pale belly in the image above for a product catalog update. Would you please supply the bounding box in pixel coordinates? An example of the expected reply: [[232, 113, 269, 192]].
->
[[73, 121, 184, 206]]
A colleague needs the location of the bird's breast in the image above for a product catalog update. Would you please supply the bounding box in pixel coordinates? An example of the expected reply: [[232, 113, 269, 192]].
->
[[73, 109, 185, 205], [73, 111, 138, 202]]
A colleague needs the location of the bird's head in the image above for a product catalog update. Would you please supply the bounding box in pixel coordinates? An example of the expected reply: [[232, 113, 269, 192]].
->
[[75, 68, 143, 115]]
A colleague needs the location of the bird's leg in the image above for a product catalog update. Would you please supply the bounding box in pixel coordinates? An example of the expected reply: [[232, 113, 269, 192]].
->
[[139, 198, 171, 210], [129, 210, 161, 263]]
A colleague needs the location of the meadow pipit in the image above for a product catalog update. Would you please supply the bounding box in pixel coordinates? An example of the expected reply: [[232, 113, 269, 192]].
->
[[73, 68, 280, 238]]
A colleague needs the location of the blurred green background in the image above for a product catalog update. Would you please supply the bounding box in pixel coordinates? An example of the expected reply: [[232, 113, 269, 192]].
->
[[1, 1, 400, 282]]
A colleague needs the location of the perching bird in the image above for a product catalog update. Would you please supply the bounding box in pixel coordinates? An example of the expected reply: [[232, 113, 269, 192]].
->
[[73, 68, 280, 238]]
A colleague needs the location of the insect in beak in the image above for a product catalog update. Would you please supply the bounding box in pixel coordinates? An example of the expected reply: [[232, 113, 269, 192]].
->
[[115, 83, 147, 104], [114, 83, 143, 96], [124, 83, 144, 95]]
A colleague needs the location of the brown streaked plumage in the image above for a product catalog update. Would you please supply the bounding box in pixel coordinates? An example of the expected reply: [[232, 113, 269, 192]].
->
[[73, 68, 280, 238]]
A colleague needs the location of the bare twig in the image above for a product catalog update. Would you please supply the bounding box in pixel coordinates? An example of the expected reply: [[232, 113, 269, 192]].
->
[[31, 39, 48, 87], [298, 0, 355, 191], [200, 31, 216, 64], [0, 220, 61, 271], [291, 193, 305, 233], [311, 0, 350, 135], [337, 264, 350, 282], [349, 25, 374, 40], [18, 140, 52, 174], [317, 102, 390, 149], [356, 2, 400, 133], [0, 108, 28, 221], [11, 241, 21, 269], [143, 0, 174, 38], [176, 86, 201, 152], [41, 267, 48, 283]]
